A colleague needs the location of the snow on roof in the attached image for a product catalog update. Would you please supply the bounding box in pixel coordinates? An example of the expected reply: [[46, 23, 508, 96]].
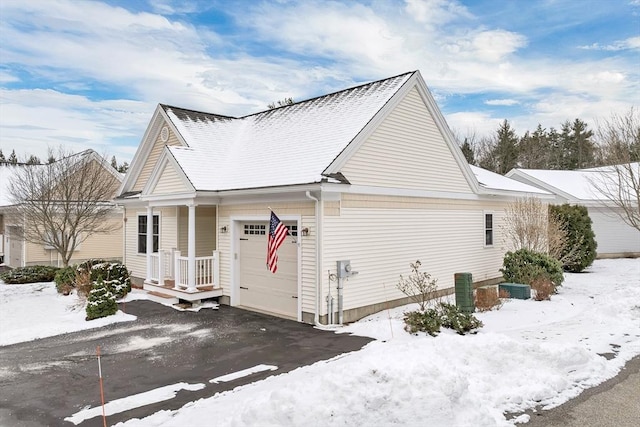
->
[[509, 165, 640, 201], [469, 165, 550, 195], [163, 72, 414, 191]]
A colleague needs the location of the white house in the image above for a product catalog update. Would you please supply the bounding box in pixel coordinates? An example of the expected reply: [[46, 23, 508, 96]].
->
[[507, 165, 640, 258], [116, 70, 550, 324]]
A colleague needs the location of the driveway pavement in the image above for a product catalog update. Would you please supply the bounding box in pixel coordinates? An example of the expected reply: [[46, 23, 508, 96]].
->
[[524, 354, 640, 427], [0, 300, 372, 426]]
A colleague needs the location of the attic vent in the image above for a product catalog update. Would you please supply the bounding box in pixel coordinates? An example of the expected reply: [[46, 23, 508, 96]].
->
[[160, 126, 169, 143]]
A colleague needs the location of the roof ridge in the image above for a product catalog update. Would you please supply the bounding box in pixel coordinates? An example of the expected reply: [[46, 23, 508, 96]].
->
[[160, 103, 238, 120], [240, 70, 417, 119]]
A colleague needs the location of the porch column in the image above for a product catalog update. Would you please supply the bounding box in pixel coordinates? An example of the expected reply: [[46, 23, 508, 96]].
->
[[187, 204, 196, 292], [145, 206, 154, 283]]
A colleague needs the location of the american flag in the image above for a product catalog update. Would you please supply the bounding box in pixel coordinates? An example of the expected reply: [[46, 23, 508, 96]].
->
[[267, 211, 289, 273]]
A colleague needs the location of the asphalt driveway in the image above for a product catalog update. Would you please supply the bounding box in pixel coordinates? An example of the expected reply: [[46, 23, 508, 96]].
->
[[0, 300, 372, 426]]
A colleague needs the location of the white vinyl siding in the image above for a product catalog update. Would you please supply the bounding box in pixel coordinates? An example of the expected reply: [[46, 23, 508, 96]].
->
[[132, 125, 181, 192], [588, 206, 640, 256], [320, 194, 506, 313], [152, 162, 190, 195], [340, 87, 472, 193], [125, 207, 177, 280]]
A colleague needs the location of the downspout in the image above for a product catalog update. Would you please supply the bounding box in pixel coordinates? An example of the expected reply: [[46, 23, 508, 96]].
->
[[305, 191, 322, 325]]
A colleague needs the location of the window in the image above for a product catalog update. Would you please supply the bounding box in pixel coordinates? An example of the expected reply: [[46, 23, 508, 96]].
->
[[138, 215, 159, 253], [484, 213, 494, 246], [244, 224, 266, 235]]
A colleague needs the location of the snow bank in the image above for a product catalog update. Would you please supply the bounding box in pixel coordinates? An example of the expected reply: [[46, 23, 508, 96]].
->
[[116, 258, 640, 427]]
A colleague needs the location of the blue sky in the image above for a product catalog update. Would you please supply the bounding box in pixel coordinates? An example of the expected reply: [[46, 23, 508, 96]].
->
[[1, 0, 638, 163]]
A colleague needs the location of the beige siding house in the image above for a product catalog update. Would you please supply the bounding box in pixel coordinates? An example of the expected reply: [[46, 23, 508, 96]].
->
[[117, 71, 549, 324], [0, 151, 123, 268]]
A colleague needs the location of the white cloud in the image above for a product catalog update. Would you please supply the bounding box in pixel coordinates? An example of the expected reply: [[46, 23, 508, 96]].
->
[[485, 99, 519, 106], [579, 36, 640, 51]]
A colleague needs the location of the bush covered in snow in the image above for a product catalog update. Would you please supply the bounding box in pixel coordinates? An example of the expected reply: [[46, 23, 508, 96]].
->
[[0, 265, 60, 284], [85, 277, 118, 320], [77, 259, 131, 299], [404, 303, 483, 336], [501, 249, 564, 290], [550, 204, 597, 273]]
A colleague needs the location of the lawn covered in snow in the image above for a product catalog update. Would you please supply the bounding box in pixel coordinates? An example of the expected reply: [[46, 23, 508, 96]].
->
[[113, 258, 640, 427], [0, 282, 147, 346], [1, 259, 639, 426]]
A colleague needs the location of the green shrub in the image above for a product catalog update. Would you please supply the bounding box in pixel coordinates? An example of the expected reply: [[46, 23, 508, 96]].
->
[[404, 308, 442, 336], [549, 204, 597, 272], [85, 277, 118, 320], [78, 259, 131, 299], [54, 266, 76, 295], [501, 249, 564, 288], [403, 303, 483, 336], [0, 265, 60, 284], [438, 303, 484, 335]]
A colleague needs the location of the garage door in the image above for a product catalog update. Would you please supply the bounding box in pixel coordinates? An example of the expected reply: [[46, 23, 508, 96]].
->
[[239, 222, 298, 319]]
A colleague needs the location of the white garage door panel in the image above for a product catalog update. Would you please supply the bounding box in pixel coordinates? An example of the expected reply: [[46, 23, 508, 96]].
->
[[239, 222, 298, 319]]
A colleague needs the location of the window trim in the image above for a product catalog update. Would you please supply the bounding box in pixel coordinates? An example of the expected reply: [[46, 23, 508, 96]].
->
[[484, 211, 494, 247], [137, 213, 160, 254]]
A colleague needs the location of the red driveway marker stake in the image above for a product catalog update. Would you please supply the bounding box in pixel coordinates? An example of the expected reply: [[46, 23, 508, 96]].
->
[[97, 346, 107, 427]]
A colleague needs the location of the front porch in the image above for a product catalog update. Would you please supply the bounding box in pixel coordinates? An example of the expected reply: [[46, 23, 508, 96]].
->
[[144, 248, 223, 302]]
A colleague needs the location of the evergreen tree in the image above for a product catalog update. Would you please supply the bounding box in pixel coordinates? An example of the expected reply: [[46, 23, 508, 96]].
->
[[460, 138, 476, 165], [85, 277, 118, 320], [47, 154, 56, 164], [570, 118, 595, 169], [549, 204, 597, 272], [25, 155, 40, 165], [8, 150, 18, 164], [111, 156, 118, 170], [117, 162, 129, 173], [0, 149, 5, 164], [518, 125, 551, 169], [495, 120, 519, 174]]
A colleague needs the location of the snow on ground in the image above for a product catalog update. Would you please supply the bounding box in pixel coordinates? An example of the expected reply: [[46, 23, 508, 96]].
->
[[1, 260, 639, 426], [115, 258, 640, 427], [0, 282, 142, 346]]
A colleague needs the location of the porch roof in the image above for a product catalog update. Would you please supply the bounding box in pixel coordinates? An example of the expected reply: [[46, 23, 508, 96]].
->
[[161, 72, 414, 191]]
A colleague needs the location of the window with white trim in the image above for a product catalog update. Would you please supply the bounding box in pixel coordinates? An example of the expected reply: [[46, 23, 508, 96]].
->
[[484, 213, 494, 246], [138, 215, 159, 253]]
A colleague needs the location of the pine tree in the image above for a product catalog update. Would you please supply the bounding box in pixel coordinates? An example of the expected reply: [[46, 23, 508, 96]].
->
[[8, 150, 18, 164], [25, 155, 40, 165], [0, 149, 5, 164], [111, 156, 118, 170], [460, 138, 476, 165], [47, 154, 56, 164], [519, 125, 550, 169], [495, 120, 519, 174]]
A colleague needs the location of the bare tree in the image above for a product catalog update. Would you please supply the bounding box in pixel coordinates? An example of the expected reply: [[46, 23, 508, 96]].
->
[[7, 149, 122, 267], [589, 108, 640, 231], [501, 196, 581, 265]]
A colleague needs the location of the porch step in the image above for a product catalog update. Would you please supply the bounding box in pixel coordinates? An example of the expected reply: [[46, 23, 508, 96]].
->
[[146, 291, 179, 306]]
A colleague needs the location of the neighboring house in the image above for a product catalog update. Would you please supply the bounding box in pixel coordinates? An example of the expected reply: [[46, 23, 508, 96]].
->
[[116, 70, 550, 324], [507, 165, 640, 258], [0, 150, 124, 268]]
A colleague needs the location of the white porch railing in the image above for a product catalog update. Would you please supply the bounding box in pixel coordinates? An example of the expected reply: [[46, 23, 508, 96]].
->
[[149, 249, 177, 286], [173, 250, 220, 292]]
